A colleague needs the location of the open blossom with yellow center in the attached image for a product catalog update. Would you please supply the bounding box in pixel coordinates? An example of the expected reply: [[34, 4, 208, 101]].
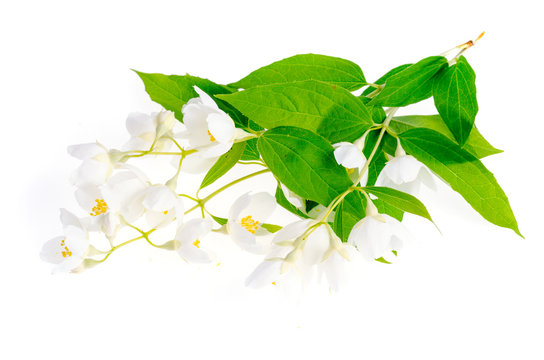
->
[[176, 219, 214, 264], [179, 86, 248, 159], [75, 168, 149, 237], [41, 209, 89, 273], [227, 192, 276, 254]]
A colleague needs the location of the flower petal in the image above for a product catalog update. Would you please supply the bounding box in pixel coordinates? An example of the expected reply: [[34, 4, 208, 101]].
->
[[239, 192, 276, 223], [301, 225, 330, 266], [207, 113, 235, 144], [229, 193, 251, 220], [142, 186, 176, 212], [126, 112, 154, 136], [193, 86, 219, 109], [333, 142, 365, 169], [67, 143, 104, 160], [245, 260, 282, 288]]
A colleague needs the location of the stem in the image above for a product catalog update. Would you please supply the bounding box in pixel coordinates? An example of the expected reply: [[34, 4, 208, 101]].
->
[[365, 85, 384, 99], [178, 193, 199, 202], [125, 223, 160, 247], [354, 107, 398, 186], [94, 235, 144, 263], [184, 169, 271, 215], [313, 107, 399, 225]]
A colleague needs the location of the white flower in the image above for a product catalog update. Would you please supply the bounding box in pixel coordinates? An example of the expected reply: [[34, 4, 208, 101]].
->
[[376, 142, 436, 195], [333, 137, 368, 185], [227, 192, 276, 253], [246, 221, 350, 291], [125, 184, 184, 229], [175, 218, 214, 264], [347, 201, 411, 262], [123, 111, 179, 151], [74, 167, 148, 238], [180, 86, 247, 158], [40, 209, 89, 272], [68, 142, 124, 186]]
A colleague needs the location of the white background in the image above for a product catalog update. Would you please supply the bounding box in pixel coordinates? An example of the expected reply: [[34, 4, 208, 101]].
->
[[1, 0, 543, 359]]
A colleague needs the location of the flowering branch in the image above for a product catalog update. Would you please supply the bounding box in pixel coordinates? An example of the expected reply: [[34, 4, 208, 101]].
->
[[41, 35, 522, 293]]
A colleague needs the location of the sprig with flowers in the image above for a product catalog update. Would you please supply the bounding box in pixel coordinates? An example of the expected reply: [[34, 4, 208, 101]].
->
[[41, 33, 522, 291]]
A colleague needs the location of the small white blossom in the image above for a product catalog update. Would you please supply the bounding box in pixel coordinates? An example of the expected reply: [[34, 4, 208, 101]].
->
[[246, 220, 350, 291], [175, 218, 214, 264], [347, 201, 411, 262], [227, 192, 276, 253], [123, 111, 179, 151], [41, 209, 89, 272], [68, 142, 124, 187], [180, 86, 248, 158], [376, 142, 436, 195], [125, 183, 184, 229], [74, 167, 148, 238], [333, 136, 368, 185]]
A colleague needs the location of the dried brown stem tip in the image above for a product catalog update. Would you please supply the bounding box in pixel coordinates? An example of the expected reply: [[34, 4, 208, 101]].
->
[[457, 31, 485, 50]]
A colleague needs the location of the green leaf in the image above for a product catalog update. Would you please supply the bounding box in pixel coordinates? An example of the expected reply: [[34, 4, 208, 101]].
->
[[240, 138, 260, 161], [361, 63, 412, 97], [274, 185, 310, 219], [370, 106, 387, 124], [333, 191, 367, 242], [373, 198, 405, 221], [363, 186, 434, 223], [389, 115, 502, 159], [230, 54, 367, 91], [375, 257, 392, 264], [217, 80, 374, 143], [369, 56, 448, 107], [261, 223, 282, 233], [210, 214, 228, 226], [199, 142, 246, 190], [258, 126, 353, 206], [399, 128, 522, 237], [210, 213, 282, 233], [134, 71, 234, 121], [433, 56, 478, 145]]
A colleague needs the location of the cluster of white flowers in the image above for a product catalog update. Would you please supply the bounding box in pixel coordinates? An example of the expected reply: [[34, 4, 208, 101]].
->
[[41, 86, 436, 291]]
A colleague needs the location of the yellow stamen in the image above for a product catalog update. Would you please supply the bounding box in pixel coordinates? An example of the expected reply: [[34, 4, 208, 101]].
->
[[90, 198, 109, 216], [240, 215, 259, 234], [163, 210, 168, 215], [60, 239, 72, 258], [347, 168, 355, 175], [272, 282, 276, 285], [193, 239, 200, 248], [208, 130, 216, 142]]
